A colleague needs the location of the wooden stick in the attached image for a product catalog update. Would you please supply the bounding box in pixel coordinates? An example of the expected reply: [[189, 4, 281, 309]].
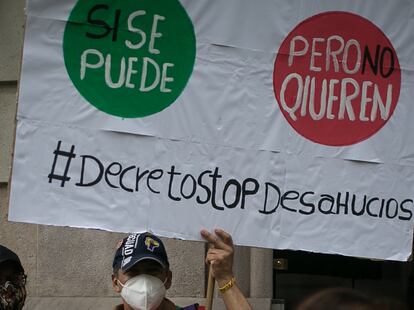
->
[[206, 264, 215, 310]]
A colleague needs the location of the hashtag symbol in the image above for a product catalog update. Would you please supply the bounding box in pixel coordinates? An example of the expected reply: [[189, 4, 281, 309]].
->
[[48, 140, 76, 187]]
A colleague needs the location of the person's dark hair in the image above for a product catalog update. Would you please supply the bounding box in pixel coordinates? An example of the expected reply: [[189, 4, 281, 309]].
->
[[296, 288, 374, 310], [0, 245, 24, 273]]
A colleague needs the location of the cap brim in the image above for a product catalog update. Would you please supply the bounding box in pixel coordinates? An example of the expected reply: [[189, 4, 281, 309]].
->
[[121, 254, 167, 272]]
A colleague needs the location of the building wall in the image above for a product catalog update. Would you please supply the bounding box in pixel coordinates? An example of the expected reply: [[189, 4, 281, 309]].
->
[[0, 0, 273, 309]]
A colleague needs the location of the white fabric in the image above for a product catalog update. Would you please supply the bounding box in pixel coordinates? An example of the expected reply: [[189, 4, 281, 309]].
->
[[9, 0, 414, 261]]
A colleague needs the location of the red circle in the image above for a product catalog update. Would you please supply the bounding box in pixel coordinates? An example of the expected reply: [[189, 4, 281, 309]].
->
[[273, 12, 401, 146]]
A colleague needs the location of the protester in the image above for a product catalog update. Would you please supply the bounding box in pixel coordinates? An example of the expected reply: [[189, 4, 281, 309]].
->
[[111, 229, 252, 310], [296, 287, 374, 310], [200, 229, 253, 310], [0, 245, 27, 310], [111, 232, 196, 310]]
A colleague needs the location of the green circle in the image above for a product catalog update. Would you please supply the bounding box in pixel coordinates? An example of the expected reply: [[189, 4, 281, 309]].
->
[[63, 0, 196, 118]]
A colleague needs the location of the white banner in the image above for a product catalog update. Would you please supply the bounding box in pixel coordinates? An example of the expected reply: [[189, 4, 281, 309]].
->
[[10, 0, 414, 260]]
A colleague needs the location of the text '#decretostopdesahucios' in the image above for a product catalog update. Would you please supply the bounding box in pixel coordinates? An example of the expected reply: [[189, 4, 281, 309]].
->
[[50, 147, 413, 222]]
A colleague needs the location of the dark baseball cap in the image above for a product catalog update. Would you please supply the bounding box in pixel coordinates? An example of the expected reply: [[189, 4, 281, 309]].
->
[[113, 232, 169, 272], [0, 245, 24, 272]]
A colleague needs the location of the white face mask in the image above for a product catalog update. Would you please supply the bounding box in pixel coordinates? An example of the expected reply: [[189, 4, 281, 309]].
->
[[118, 274, 167, 310]]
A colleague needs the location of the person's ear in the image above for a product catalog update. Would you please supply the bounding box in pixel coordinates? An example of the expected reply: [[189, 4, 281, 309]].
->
[[165, 269, 172, 290], [112, 274, 122, 293]]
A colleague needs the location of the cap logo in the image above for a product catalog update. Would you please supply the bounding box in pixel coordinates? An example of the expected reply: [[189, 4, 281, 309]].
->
[[144, 237, 160, 252]]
